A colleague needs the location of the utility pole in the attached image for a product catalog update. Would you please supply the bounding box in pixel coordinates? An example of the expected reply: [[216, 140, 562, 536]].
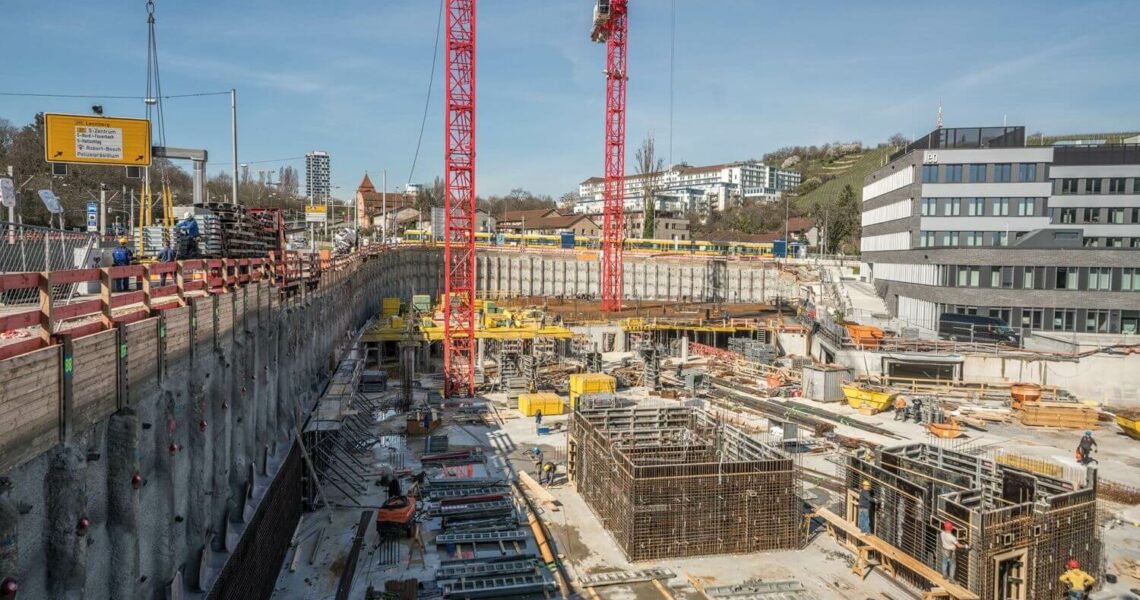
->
[[382, 169, 387, 244], [231, 88, 239, 204], [99, 183, 107, 235]]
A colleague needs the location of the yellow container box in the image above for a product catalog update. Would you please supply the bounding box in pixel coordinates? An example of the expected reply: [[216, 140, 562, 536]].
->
[[568, 373, 616, 409], [518, 393, 565, 417], [382, 297, 401, 316]]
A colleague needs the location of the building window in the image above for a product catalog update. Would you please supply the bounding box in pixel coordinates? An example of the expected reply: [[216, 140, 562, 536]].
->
[[994, 198, 1009, 216], [1001, 266, 1014, 288], [966, 231, 983, 246], [1084, 237, 1101, 247], [1110, 178, 1127, 193], [968, 164, 987, 182], [1088, 267, 1111, 291], [1085, 178, 1102, 193], [1084, 208, 1101, 223], [1018, 164, 1037, 182], [945, 164, 963, 183], [1108, 237, 1124, 248], [922, 165, 939, 183], [1022, 308, 1043, 330], [1123, 311, 1139, 335], [991, 269, 1001, 288], [968, 198, 985, 216], [1055, 309, 1076, 331], [1125, 269, 1137, 291], [946, 231, 959, 246], [1017, 198, 1035, 216], [1055, 267, 1078, 290], [1061, 178, 1079, 194], [1086, 309, 1109, 333], [993, 164, 1011, 182], [1058, 208, 1076, 224], [1110, 208, 1126, 224], [957, 267, 980, 287], [919, 231, 935, 247], [946, 198, 961, 216], [921, 198, 937, 216], [995, 231, 1009, 246], [1023, 268, 1035, 289]]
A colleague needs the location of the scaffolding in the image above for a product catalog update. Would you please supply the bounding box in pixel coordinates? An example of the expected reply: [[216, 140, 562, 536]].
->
[[569, 406, 802, 561], [844, 443, 1100, 600]]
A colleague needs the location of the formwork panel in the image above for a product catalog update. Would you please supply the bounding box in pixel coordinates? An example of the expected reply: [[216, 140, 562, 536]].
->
[[125, 318, 160, 398], [72, 329, 119, 432], [571, 406, 802, 562], [164, 306, 191, 362], [0, 346, 61, 473]]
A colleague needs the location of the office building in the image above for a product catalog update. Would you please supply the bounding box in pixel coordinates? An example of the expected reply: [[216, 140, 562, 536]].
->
[[576, 160, 800, 215], [861, 125, 1140, 335], [305, 151, 331, 201]]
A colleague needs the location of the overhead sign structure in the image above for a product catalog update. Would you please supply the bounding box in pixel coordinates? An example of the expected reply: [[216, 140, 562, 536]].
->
[[44, 113, 152, 166], [0, 178, 14, 208], [304, 204, 327, 223], [37, 190, 63, 214]]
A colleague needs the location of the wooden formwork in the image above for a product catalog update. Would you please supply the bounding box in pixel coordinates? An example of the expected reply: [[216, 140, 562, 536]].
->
[[570, 406, 802, 561]]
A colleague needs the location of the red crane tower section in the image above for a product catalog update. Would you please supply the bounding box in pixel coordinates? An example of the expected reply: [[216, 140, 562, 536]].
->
[[444, 0, 477, 398], [592, 0, 628, 312]]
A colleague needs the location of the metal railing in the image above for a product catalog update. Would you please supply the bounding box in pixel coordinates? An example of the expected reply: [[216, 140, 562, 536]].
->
[[1, 222, 105, 305]]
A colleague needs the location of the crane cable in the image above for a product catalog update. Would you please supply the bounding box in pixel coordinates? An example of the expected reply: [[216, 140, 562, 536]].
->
[[144, 0, 173, 232], [407, 0, 445, 187], [668, 0, 675, 166]]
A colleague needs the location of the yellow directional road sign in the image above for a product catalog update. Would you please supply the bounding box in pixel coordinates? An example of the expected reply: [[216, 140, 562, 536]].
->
[[44, 113, 151, 166]]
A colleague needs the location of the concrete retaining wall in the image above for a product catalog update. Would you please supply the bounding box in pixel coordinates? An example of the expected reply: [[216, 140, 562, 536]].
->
[[0, 248, 440, 599]]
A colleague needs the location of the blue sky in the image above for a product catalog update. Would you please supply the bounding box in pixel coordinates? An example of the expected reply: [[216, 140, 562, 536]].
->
[[2, 1, 1138, 199]]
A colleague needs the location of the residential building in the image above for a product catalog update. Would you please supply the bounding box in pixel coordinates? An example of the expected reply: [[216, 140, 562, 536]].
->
[[576, 160, 801, 215], [305, 151, 331, 201], [428, 207, 497, 239], [355, 173, 414, 229], [584, 211, 691, 241], [496, 208, 560, 233], [861, 125, 1140, 335]]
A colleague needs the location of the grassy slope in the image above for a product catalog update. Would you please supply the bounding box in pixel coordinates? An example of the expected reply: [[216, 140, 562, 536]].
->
[[793, 146, 892, 210]]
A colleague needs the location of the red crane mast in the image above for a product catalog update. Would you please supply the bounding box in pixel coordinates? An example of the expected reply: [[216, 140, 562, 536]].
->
[[444, 0, 477, 398], [592, 0, 628, 312]]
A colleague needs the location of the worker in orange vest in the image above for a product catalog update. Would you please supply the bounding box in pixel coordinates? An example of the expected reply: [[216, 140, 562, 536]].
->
[[893, 396, 908, 422]]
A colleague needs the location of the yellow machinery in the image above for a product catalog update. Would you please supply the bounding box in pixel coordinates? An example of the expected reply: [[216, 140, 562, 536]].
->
[[569, 373, 616, 409], [518, 393, 565, 416]]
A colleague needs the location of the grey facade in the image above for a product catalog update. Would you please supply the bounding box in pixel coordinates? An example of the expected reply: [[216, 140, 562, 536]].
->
[[305, 150, 331, 201], [861, 126, 1140, 335]]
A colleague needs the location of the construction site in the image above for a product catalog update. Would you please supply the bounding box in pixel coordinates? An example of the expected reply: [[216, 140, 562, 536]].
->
[[3, 1, 1140, 600]]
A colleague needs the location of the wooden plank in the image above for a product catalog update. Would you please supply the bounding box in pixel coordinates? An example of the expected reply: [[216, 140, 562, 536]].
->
[[108, 265, 145, 278], [0, 345, 61, 473], [111, 291, 146, 309], [53, 299, 103, 321], [0, 309, 40, 331], [0, 339, 45, 361], [62, 321, 106, 339], [49, 268, 100, 285], [0, 272, 39, 292], [70, 329, 118, 433], [112, 309, 150, 325]]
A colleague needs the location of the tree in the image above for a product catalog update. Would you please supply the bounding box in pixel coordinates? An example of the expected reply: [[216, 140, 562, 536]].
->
[[826, 184, 861, 252], [558, 190, 579, 212], [888, 133, 908, 148], [634, 134, 664, 239]]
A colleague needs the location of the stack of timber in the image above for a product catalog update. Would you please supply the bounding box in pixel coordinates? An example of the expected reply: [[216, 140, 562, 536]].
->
[[1019, 401, 1100, 429]]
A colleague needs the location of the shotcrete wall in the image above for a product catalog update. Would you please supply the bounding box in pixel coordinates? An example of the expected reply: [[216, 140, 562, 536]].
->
[[0, 248, 440, 599]]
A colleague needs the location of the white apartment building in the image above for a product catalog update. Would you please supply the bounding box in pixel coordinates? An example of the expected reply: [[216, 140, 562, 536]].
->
[[305, 151, 331, 201], [576, 160, 800, 215]]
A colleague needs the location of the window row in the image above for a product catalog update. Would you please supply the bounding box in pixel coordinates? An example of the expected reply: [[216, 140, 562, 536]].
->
[[948, 305, 1140, 335], [1052, 206, 1140, 225], [922, 163, 1039, 184], [1057, 177, 1140, 194], [943, 265, 1140, 292], [919, 197, 1041, 217]]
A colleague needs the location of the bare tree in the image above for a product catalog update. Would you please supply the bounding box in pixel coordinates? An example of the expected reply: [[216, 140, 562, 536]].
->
[[634, 134, 665, 239]]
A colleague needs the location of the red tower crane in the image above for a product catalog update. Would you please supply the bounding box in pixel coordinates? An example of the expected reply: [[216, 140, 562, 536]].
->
[[444, 0, 477, 398], [591, 0, 628, 312]]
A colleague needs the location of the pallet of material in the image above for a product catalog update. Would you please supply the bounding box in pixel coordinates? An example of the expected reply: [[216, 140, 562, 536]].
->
[[1019, 401, 1099, 429]]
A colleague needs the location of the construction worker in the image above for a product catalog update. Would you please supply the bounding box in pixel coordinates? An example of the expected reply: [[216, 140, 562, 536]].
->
[[857, 480, 876, 534], [1059, 558, 1094, 599], [530, 447, 544, 477], [111, 237, 134, 292], [938, 521, 967, 581], [541, 461, 556, 486], [1076, 431, 1098, 466], [157, 241, 175, 286], [893, 396, 908, 422], [176, 211, 200, 257], [535, 409, 543, 430], [910, 397, 925, 424]]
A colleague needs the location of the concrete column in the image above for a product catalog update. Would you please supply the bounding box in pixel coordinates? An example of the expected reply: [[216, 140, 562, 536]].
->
[[107, 410, 139, 598], [209, 348, 231, 553]]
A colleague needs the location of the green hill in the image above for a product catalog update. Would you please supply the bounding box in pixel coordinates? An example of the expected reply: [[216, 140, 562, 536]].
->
[[794, 146, 892, 211]]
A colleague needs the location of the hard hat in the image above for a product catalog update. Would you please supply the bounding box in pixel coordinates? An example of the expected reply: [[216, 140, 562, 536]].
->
[[183, 211, 192, 220], [861, 480, 871, 489], [1084, 430, 1092, 436], [118, 236, 128, 244], [1067, 558, 1080, 569], [943, 521, 954, 531]]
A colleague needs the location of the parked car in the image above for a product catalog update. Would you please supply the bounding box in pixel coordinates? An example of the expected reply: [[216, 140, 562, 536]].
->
[[937, 313, 1020, 345]]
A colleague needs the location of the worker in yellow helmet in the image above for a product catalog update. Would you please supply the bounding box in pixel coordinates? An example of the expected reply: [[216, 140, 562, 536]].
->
[[112, 237, 134, 292], [1059, 558, 1094, 599], [857, 480, 876, 534]]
